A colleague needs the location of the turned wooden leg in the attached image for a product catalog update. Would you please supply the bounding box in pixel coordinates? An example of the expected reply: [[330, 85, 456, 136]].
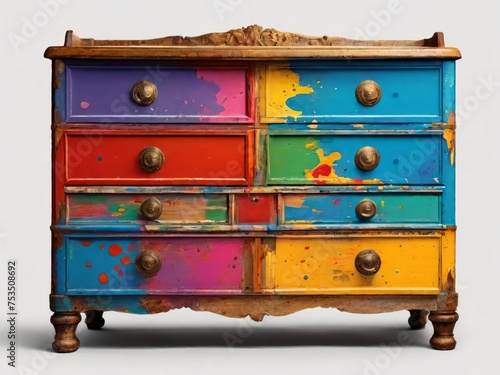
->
[[408, 309, 428, 329], [429, 310, 459, 350], [85, 310, 105, 330], [51, 312, 81, 353]]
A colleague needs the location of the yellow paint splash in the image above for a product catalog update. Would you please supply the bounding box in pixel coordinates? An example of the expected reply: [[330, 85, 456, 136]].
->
[[381, 200, 385, 208], [312, 208, 323, 213], [443, 129, 455, 165], [266, 65, 314, 119], [352, 124, 365, 129], [305, 141, 318, 149]]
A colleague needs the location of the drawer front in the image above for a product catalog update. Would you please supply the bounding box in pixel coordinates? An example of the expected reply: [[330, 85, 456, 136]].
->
[[65, 132, 253, 185], [66, 64, 252, 123], [282, 193, 440, 225], [271, 237, 440, 293], [68, 194, 228, 224], [262, 61, 442, 123], [66, 237, 248, 294], [268, 133, 441, 185]]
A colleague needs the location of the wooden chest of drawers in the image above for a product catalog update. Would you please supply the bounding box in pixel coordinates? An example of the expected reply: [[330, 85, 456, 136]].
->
[[45, 26, 461, 352]]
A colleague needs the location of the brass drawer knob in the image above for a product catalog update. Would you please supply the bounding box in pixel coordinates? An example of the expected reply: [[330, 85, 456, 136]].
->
[[139, 146, 164, 173], [355, 80, 382, 106], [356, 199, 377, 219], [135, 250, 162, 277], [140, 198, 163, 220], [131, 80, 158, 106], [355, 146, 380, 171], [355, 249, 381, 276]]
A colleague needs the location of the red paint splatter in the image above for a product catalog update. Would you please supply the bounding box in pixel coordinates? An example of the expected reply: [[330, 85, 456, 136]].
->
[[313, 180, 327, 185], [118, 271, 124, 277], [81, 241, 92, 247], [127, 242, 137, 251], [333, 199, 341, 205], [114, 265, 120, 271], [109, 244, 122, 257], [311, 164, 332, 178], [80, 101, 90, 109], [352, 178, 363, 184], [85, 262, 92, 268], [98, 273, 109, 284], [304, 246, 310, 250], [300, 259, 306, 263], [121, 256, 131, 265], [99, 245, 105, 250]]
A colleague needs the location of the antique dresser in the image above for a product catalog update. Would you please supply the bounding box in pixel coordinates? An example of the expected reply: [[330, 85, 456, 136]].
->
[[44, 26, 461, 352]]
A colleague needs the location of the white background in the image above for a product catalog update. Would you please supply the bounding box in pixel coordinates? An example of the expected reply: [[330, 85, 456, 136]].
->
[[0, 0, 498, 374]]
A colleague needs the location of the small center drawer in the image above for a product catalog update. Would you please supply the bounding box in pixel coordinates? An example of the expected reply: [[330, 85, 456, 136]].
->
[[66, 63, 253, 123], [64, 131, 254, 186]]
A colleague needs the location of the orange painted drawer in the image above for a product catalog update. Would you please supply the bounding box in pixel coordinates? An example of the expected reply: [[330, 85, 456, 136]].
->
[[63, 131, 254, 185], [265, 235, 442, 294]]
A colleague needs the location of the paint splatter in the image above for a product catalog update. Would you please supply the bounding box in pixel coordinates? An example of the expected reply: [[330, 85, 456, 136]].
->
[[381, 200, 385, 208], [85, 262, 92, 268], [98, 273, 109, 284], [392, 92, 399, 98], [81, 241, 92, 247], [80, 101, 90, 109], [109, 244, 122, 257], [114, 265, 120, 271], [99, 245, 105, 250], [311, 163, 332, 178], [303, 275, 309, 280], [121, 256, 131, 265], [97, 156, 103, 161], [333, 199, 341, 205], [300, 259, 306, 263]]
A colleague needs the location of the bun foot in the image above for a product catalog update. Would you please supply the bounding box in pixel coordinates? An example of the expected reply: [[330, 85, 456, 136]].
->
[[51, 312, 81, 353], [429, 310, 458, 350], [85, 311, 105, 330], [408, 309, 428, 329]]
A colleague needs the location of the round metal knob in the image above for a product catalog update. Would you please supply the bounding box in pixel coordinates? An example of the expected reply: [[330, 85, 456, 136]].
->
[[355, 250, 382, 276], [355, 80, 382, 106], [135, 250, 162, 277], [131, 80, 158, 106], [355, 146, 380, 171], [140, 197, 163, 220], [138, 146, 164, 173], [356, 199, 377, 219]]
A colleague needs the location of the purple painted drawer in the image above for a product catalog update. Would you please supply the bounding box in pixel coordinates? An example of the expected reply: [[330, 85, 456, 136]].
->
[[65, 237, 250, 294], [65, 63, 253, 123]]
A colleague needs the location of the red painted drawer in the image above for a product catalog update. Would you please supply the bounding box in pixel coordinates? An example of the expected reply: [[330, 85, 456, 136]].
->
[[63, 131, 254, 185]]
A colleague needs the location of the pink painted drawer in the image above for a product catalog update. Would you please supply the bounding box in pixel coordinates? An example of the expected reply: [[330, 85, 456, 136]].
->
[[65, 237, 251, 294]]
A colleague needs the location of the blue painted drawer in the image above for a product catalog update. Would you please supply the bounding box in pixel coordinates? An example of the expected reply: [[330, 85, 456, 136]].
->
[[282, 193, 440, 225], [262, 61, 454, 123], [63, 237, 249, 295], [267, 132, 443, 185]]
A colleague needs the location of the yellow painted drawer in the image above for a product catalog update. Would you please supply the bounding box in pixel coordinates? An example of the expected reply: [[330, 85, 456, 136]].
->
[[264, 234, 451, 294]]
